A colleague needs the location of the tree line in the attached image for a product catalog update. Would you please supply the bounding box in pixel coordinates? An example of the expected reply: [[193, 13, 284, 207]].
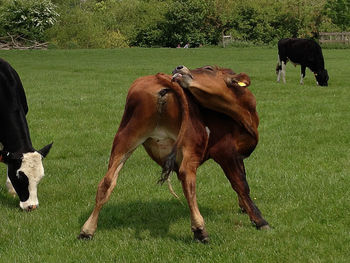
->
[[0, 0, 349, 48]]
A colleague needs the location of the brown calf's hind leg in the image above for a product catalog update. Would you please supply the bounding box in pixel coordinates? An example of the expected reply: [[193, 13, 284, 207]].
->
[[78, 155, 127, 239], [79, 124, 149, 239]]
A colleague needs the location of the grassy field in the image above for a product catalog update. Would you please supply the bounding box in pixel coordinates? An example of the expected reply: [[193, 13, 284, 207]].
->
[[0, 47, 349, 262]]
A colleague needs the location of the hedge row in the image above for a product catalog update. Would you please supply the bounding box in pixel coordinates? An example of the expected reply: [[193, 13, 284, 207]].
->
[[0, 0, 349, 48]]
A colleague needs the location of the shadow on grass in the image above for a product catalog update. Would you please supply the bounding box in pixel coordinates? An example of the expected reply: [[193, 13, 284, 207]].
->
[[79, 199, 213, 242]]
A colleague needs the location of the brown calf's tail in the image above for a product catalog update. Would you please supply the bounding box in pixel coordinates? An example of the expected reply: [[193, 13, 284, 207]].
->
[[159, 148, 177, 185], [155, 73, 193, 182]]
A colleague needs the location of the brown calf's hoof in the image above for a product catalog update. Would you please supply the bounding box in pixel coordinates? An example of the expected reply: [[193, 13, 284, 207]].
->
[[252, 219, 270, 230], [259, 224, 271, 230], [193, 228, 209, 244], [78, 232, 94, 240]]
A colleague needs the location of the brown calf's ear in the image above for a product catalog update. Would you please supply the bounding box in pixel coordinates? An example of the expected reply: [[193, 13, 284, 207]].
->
[[156, 73, 173, 86], [227, 73, 251, 88]]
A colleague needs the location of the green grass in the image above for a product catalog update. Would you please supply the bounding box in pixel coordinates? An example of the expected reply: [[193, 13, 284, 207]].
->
[[0, 48, 349, 262]]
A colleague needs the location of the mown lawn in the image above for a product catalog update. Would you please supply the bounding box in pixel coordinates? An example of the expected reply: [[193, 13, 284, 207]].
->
[[0, 47, 349, 263]]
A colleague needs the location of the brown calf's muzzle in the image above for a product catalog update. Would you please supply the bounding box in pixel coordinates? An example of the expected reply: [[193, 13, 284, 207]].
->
[[172, 65, 193, 87], [172, 65, 191, 76]]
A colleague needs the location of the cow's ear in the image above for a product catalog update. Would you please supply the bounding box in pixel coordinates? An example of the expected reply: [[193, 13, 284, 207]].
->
[[38, 142, 53, 158], [226, 73, 251, 88], [156, 73, 172, 83], [155, 73, 175, 87]]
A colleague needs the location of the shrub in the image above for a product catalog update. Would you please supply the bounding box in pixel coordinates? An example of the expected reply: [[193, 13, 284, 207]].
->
[[47, 7, 104, 48], [158, 0, 221, 47], [0, 0, 59, 42], [95, 0, 169, 47], [324, 0, 350, 31], [47, 6, 129, 49], [103, 31, 129, 48], [45, 0, 346, 48]]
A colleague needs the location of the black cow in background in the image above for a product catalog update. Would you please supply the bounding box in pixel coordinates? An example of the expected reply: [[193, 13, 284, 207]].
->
[[276, 38, 329, 86], [0, 58, 52, 211]]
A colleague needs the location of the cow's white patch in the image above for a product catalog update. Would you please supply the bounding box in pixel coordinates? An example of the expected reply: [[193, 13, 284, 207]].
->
[[277, 70, 281, 82], [281, 62, 287, 83], [205, 126, 210, 137], [300, 73, 304, 85], [6, 176, 16, 196], [18, 152, 44, 210], [151, 127, 177, 141], [276, 55, 284, 83]]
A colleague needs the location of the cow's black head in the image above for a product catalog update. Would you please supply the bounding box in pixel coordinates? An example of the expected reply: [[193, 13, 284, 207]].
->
[[315, 69, 329, 86], [1, 143, 52, 211]]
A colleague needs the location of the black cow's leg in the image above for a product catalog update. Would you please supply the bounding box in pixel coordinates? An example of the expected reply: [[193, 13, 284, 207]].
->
[[277, 55, 287, 84], [6, 174, 17, 197], [218, 157, 270, 229], [281, 61, 287, 84], [276, 55, 282, 82], [300, 65, 306, 85]]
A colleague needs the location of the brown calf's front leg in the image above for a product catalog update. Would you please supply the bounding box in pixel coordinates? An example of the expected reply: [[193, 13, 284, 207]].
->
[[223, 158, 270, 229], [178, 154, 209, 243]]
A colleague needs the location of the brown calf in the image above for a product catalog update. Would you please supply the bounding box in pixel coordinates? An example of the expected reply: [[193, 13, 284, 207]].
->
[[79, 65, 270, 243]]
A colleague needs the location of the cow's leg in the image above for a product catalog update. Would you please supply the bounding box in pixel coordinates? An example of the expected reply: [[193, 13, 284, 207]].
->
[[178, 153, 209, 243], [276, 55, 287, 84], [78, 158, 126, 239], [238, 196, 246, 213], [300, 65, 306, 85], [6, 175, 17, 197], [276, 68, 282, 83], [281, 61, 287, 84], [79, 125, 150, 239], [213, 153, 269, 229], [227, 159, 269, 229], [276, 55, 282, 82]]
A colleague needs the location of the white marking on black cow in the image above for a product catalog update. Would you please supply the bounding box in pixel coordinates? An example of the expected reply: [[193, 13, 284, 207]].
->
[[205, 126, 210, 137], [6, 175, 16, 196], [18, 152, 45, 210]]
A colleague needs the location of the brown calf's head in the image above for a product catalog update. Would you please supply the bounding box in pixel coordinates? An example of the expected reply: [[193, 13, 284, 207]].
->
[[172, 65, 251, 91], [171, 65, 258, 139]]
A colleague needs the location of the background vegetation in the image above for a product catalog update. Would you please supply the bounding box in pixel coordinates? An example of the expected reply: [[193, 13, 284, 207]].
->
[[0, 0, 349, 48], [0, 48, 349, 262]]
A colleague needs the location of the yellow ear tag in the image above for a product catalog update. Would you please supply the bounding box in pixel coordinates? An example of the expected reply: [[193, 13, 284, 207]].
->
[[238, 81, 246, 87]]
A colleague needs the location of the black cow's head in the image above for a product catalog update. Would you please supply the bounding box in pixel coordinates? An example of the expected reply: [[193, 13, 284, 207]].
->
[[315, 69, 329, 86], [1, 143, 52, 211]]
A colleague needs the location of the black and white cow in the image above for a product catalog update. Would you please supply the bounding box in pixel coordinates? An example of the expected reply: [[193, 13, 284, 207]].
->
[[276, 38, 329, 86], [0, 58, 52, 211]]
